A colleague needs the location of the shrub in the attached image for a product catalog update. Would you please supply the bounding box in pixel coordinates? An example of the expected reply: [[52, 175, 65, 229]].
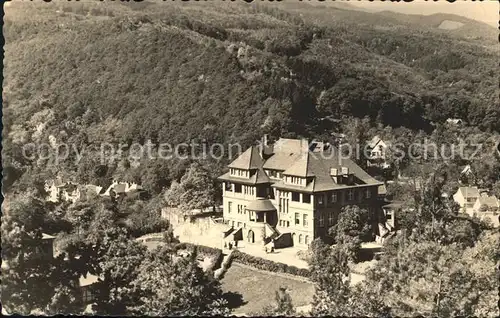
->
[[296, 249, 312, 262]]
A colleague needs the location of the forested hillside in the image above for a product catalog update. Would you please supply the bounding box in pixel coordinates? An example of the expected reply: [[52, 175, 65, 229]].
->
[[2, 1, 498, 193]]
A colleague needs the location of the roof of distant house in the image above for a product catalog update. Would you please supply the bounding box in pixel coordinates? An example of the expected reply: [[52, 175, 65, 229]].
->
[[84, 184, 103, 194], [79, 273, 100, 287], [476, 196, 499, 208], [103, 181, 143, 196], [456, 186, 480, 199], [461, 165, 473, 175], [382, 201, 405, 209], [446, 118, 463, 124], [42, 233, 55, 240]]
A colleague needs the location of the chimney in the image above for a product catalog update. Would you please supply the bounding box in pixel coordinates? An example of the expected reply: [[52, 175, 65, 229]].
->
[[260, 134, 269, 159], [301, 138, 309, 153]]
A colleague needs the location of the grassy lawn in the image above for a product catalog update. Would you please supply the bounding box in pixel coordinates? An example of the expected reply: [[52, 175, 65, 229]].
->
[[220, 263, 315, 315]]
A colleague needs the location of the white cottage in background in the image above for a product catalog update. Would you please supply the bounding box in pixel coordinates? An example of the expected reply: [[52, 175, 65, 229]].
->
[[102, 180, 143, 198], [45, 179, 102, 203], [453, 186, 480, 215], [366, 136, 391, 168]]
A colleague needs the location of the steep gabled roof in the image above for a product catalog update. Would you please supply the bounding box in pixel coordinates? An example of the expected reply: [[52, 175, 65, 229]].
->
[[461, 165, 473, 175], [262, 138, 307, 171], [228, 145, 263, 170], [283, 152, 314, 177], [42, 233, 55, 240]]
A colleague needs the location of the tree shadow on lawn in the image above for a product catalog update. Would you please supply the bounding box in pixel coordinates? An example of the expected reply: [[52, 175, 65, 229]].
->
[[222, 291, 248, 310]]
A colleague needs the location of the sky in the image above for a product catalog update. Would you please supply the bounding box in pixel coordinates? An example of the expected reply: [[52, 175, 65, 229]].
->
[[4, 0, 497, 27], [347, 0, 498, 27]]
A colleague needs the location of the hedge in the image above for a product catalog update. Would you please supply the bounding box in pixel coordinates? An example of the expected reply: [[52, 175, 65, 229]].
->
[[231, 250, 311, 278]]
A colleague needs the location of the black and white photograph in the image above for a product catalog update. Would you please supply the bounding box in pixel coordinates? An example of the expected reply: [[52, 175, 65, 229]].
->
[[1, 0, 498, 316]]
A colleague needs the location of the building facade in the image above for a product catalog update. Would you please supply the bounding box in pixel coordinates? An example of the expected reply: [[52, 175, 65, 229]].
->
[[218, 137, 383, 248]]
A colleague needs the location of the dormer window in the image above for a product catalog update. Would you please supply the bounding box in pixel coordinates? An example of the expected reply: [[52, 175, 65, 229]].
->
[[266, 169, 282, 179], [286, 176, 305, 186], [230, 168, 249, 178]]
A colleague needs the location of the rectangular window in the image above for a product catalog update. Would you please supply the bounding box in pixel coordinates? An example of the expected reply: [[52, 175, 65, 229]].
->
[[83, 288, 94, 303], [243, 205, 246, 214], [287, 221, 290, 227], [234, 184, 242, 193], [317, 194, 324, 205], [303, 193, 311, 203], [295, 213, 300, 225], [249, 211, 255, 222], [225, 182, 232, 191], [386, 213, 392, 220], [291, 192, 300, 202], [348, 189, 354, 201], [303, 214, 308, 227], [331, 192, 337, 203], [319, 214, 324, 227], [228, 202, 232, 213], [237, 222, 241, 228], [366, 188, 371, 199], [328, 212, 334, 226]]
